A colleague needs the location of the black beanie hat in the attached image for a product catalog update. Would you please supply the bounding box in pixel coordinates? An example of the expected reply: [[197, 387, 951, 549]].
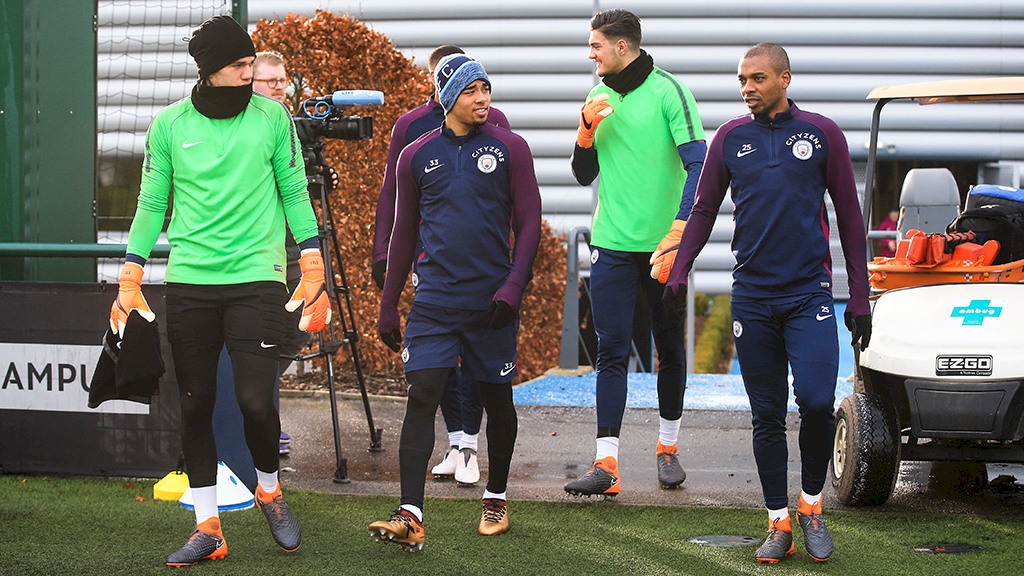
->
[[188, 15, 256, 79]]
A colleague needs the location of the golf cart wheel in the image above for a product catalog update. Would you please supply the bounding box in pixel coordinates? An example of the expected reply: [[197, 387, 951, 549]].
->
[[830, 393, 900, 506]]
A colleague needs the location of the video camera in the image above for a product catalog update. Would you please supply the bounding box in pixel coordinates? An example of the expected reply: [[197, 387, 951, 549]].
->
[[293, 90, 384, 189], [293, 90, 384, 145]]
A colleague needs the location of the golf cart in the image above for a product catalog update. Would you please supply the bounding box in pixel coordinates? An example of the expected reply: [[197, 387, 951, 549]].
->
[[829, 77, 1024, 506]]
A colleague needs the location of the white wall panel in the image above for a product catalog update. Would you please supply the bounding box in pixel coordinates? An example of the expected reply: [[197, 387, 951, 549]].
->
[[100, 0, 1024, 295]]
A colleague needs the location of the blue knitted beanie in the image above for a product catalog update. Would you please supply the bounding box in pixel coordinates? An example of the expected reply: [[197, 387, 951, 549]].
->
[[434, 54, 490, 114]]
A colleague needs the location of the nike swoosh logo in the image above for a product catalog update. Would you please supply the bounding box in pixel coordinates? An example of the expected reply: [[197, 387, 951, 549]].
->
[[736, 149, 756, 158], [816, 314, 833, 321], [424, 164, 443, 173], [260, 341, 277, 348], [582, 114, 594, 130], [500, 365, 516, 377], [182, 140, 203, 149]]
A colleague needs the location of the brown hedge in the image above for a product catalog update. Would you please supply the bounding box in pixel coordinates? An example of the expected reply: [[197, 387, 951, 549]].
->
[[252, 11, 565, 382]]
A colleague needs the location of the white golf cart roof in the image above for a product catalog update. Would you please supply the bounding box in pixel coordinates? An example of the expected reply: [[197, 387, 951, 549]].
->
[[867, 77, 1024, 104], [861, 77, 1024, 229]]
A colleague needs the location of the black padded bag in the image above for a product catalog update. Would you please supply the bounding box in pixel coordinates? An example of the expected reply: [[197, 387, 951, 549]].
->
[[947, 204, 1024, 264]]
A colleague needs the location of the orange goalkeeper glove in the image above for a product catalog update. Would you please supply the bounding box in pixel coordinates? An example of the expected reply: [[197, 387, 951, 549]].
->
[[650, 219, 687, 284], [109, 262, 155, 337], [576, 93, 614, 148], [285, 251, 333, 332]]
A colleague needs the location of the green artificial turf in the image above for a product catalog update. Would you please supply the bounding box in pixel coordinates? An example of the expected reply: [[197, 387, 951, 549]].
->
[[2, 474, 1022, 576]]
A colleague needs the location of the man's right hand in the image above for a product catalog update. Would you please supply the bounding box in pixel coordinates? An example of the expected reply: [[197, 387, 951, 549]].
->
[[378, 307, 402, 352], [379, 329, 402, 353], [576, 93, 614, 148], [650, 219, 686, 284], [662, 283, 687, 321], [110, 262, 155, 337], [372, 259, 387, 290]]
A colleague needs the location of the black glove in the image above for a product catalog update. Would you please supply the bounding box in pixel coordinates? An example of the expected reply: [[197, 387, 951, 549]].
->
[[661, 283, 687, 321], [372, 260, 387, 290], [844, 309, 872, 352], [487, 300, 516, 329], [319, 166, 339, 193], [379, 328, 402, 353]]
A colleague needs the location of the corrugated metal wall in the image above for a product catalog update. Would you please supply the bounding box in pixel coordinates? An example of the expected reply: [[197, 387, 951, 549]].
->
[[100, 0, 1024, 293]]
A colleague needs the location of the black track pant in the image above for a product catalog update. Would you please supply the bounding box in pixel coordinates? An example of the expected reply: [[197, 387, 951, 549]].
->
[[166, 282, 287, 487], [399, 368, 518, 510]]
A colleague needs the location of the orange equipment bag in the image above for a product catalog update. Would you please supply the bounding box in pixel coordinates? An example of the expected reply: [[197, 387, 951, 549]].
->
[[868, 229, 1024, 291]]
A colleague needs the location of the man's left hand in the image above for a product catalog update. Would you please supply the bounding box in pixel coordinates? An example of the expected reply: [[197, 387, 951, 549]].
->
[[650, 219, 686, 284], [844, 310, 872, 352]]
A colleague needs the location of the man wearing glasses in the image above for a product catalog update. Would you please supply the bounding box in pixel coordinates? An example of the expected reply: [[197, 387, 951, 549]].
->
[[253, 51, 289, 102]]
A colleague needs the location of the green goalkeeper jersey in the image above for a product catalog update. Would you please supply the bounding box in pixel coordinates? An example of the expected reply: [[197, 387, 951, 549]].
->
[[127, 93, 317, 284], [589, 67, 705, 252]]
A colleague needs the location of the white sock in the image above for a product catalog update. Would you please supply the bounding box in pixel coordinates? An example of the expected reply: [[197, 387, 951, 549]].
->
[[459, 433, 479, 452], [400, 504, 423, 522], [768, 507, 790, 523], [659, 417, 681, 447], [447, 430, 463, 448], [256, 468, 279, 494], [801, 491, 821, 506], [192, 486, 219, 525], [483, 490, 506, 501], [595, 436, 619, 461]]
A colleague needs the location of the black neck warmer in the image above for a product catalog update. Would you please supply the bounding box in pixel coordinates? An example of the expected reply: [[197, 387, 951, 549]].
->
[[191, 81, 252, 119], [602, 50, 655, 97]]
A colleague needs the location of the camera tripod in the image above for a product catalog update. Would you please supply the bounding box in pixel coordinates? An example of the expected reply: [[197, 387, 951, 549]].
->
[[294, 142, 384, 484]]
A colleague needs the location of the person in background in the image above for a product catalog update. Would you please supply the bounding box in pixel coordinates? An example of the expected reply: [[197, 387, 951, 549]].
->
[[110, 16, 331, 566], [876, 209, 899, 257], [565, 8, 706, 497], [252, 51, 289, 103], [664, 42, 872, 564], [373, 44, 511, 487], [371, 54, 541, 549]]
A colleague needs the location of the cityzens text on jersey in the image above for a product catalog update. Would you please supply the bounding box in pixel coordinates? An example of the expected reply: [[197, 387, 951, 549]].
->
[[785, 132, 821, 149], [471, 145, 505, 163]]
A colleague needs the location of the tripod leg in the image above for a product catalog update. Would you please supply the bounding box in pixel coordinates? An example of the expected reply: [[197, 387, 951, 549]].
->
[[307, 166, 385, 459], [350, 338, 385, 450], [324, 350, 350, 483], [321, 190, 384, 452]]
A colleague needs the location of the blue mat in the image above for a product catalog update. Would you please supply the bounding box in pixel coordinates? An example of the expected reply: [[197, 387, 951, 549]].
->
[[514, 372, 854, 411], [515, 301, 857, 411]]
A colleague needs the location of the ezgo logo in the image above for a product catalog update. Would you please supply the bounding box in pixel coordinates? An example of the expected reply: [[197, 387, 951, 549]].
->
[[935, 355, 993, 377]]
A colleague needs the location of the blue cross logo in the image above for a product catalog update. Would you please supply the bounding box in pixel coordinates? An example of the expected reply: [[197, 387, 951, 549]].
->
[[951, 300, 1003, 326]]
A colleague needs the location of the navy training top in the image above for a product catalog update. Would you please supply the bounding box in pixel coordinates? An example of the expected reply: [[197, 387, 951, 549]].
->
[[668, 102, 870, 317], [373, 98, 510, 263], [379, 122, 542, 333]]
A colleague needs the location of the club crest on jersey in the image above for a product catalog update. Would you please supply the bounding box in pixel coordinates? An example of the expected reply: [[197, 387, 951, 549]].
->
[[472, 145, 504, 173], [477, 153, 498, 173], [792, 139, 814, 160]]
